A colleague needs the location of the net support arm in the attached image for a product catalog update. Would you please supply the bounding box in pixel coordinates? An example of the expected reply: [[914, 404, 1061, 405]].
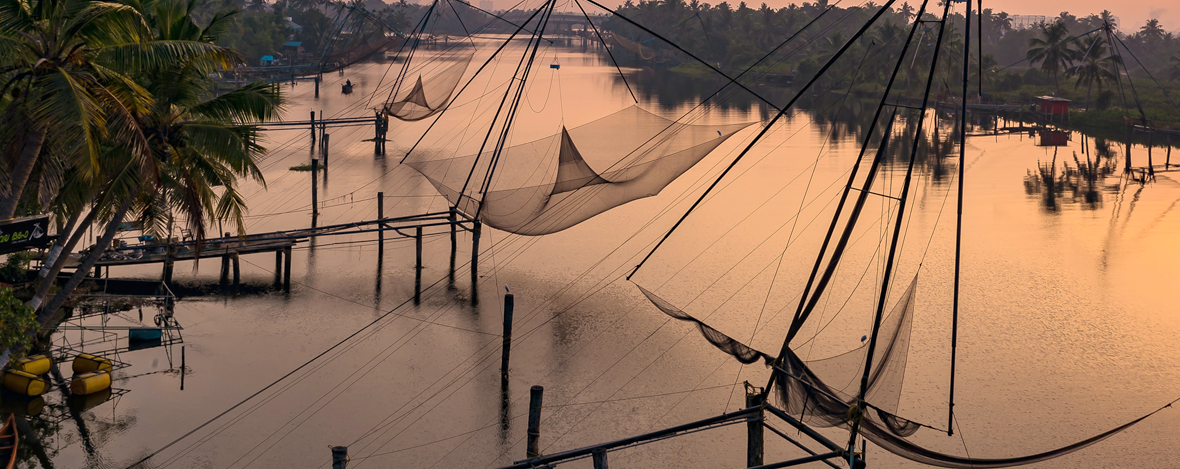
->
[[850, 0, 952, 451], [950, 0, 970, 438]]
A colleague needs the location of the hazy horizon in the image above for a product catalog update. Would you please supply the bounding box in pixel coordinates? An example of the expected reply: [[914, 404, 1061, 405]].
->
[[435, 0, 1178, 33]]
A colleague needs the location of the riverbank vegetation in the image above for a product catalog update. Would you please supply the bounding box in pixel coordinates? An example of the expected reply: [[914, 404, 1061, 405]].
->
[[602, 1, 1180, 124]]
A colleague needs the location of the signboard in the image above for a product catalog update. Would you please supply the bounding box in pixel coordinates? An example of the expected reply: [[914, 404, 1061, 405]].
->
[[0, 214, 53, 254]]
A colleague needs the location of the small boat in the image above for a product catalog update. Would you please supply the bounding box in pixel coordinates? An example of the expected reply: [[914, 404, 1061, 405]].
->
[[341, 83, 353, 94], [0, 414, 17, 469]]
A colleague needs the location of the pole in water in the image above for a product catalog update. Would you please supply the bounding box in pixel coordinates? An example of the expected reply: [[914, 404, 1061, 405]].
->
[[745, 383, 764, 467], [322, 133, 330, 169], [448, 207, 457, 286], [527, 385, 543, 458], [331, 446, 348, 469], [377, 192, 385, 261], [274, 250, 283, 287], [592, 448, 608, 469], [283, 246, 292, 292], [315, 75, 320, 98], [501, 292, 514, 380], [310, 111, 317, 144], [311, 158, 320, 223], [471, 221, 481, 306], [414, 226, 422, 305], [231, 252, 241, 293], [180, 345, 186, 391]]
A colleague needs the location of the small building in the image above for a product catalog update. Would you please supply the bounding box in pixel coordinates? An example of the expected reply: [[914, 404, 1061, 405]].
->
[[1036, 96, 1070, 115], [260, 55, 274, 66]]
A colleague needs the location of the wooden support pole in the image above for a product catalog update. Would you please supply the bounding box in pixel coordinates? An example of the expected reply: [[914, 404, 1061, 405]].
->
[[163, 245, 174, 287], [375, 112, 383, 155], [592, 448, 608, 469], [283, 246, 292, 292], [310, 111, 317, 144], [501, 293, 514, 379], [311, 158, 320, 220], [220, 254, 230, 289], [414, 225, 422, 305], [322, 133, 330, 168], [377, 192, 385, 260], [315, 75, 320, 98], [231, 252, 241, 292], [274, 250, 283, 286], [746, 384, 764, 467], [331, 446, 348, 469], [1147, 130, 1154, 176], [448, 207, 457, 285], [527, 385, 543, 458], [471, 220, 481, 306]]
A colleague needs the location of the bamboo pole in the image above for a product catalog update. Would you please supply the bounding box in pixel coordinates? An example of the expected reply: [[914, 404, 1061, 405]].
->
[[471, 221, 481, 306], [501, 293, 514, 379], [448, 206, 457, 285], [747, 386, 764, 467], [527, 385, 543, 458], [414, 225, 422, 305]]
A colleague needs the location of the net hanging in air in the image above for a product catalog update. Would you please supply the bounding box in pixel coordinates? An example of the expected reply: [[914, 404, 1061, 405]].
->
[[384, 49, 474, 121], [406, 105, 751, 235], [638, 277, 1166, 467]]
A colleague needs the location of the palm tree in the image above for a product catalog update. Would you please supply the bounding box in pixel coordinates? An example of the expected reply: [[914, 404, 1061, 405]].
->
[[1068, 35, 1119, 111], [0, 0, 155, 220], [1027, 20, 1078, 95], [1171, 53, 1180, 81], [32, 0, 284, 327]]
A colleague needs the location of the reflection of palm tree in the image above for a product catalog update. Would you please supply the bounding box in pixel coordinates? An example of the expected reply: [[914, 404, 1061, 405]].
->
[[1027, 21, 1078, 95], [1068, 35, 1119, 111]]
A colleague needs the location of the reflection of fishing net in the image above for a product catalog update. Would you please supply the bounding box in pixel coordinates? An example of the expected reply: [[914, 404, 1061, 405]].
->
[[610, 32, 656, 60], [641, 276, 1154, 467], [383, 50, 473, 121], [407, 106, 750, 235]]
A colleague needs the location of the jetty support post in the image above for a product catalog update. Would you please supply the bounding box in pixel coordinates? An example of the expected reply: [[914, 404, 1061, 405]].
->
[[527, 385, 543, 458], [1147, 130, 1154, 177], [315, 75, 320, 98], [162, 244, 175, 287], [414, 226, 422, 305], [274, 249, 283, 287], [377, 193, 384, 260], [322, 133, 330, 170], [592, 448, 608, 469], [746, 383, 764, 467], [471, 220, 481, 306], [311, 158, 320, 227], [220, 253, 230, 289], [448, 206, 457, 285], [331, 446, 348, 469], [310, 111, 317, 145], [501, 293, 514, 380], [232, 252, 241, 292], [283, 246, 292, 292]]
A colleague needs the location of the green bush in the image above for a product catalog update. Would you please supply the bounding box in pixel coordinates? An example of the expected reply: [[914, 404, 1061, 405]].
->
[[0, 286, 37, 359]]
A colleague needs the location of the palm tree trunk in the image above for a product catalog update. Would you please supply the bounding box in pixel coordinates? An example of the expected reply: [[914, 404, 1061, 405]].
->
[[26, 208, 99, 310], [1086, 80, 1093, 111], [36, 210, 82, 279], [0, 127, 47, 220], [36, 189, 137, 333]]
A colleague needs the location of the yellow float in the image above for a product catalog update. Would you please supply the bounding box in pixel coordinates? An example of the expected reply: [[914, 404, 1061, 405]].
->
[[70, 370, 112, 396], [72, 353, 113, 374], [3, 370, 48, 397], [12, 354, 51, 375]]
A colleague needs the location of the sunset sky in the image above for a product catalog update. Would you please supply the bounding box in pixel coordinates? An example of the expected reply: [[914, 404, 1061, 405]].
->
[[538, 0, 1180, 33]]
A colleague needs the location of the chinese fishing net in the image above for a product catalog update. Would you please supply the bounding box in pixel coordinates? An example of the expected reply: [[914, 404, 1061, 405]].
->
[[639, 277, 1166, 467], [405, 105, 752, 235], [383, 48, 473, 121]]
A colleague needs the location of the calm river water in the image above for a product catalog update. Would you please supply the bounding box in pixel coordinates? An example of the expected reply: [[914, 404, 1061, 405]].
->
[[21, 35, 1180, 469]]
